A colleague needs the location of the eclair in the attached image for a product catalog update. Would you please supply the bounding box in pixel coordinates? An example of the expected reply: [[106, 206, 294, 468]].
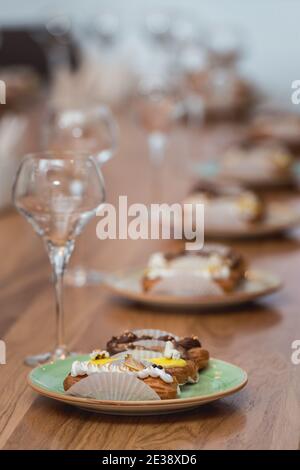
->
[[63, 353, 178, 400], [249, 110, 300, 151], [221, 139, 293, 185], [142, 245, 246, 296], [106, 331, 210, 378], [184, 181, 265, 228]]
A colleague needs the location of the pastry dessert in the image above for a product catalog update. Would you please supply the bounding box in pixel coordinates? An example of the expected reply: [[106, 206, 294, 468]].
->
[[174, 336, 210, 371], [183, 181, 265, 229], [142, 245, 246, 296], [149, 341, 198, 385], [249, 111, 300, 151], [221, 139, 294, 186], [106, 330, 175, 356], [204, 72, 255, 119], [64, 352, 178, 400], [63, 349, 118, 391], [106, 330, 209, 372], [185, 66, 255, 120]]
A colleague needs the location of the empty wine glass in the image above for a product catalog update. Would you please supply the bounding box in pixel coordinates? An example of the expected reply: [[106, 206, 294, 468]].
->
[[206, 24, 244, 69], [12, 151, 105, 366], [42, 105, 117, 287], [43, 105, 118, 165], [92, 11, 121, 49], [135, 74, 181, 202], [30, 12, 73, 80]]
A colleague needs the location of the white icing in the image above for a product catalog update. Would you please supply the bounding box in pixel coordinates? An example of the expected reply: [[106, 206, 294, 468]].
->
[[70, 358, 131, 377], [148, 252, 167, 269], [146, 253, 168, 280], [163, 341, 181, 360], [89, 349, 110, 360], [146, 251, 231, 281], [71, 361, 102, 377], [70, 356, 174, 385], [137, 366, 173, 383]]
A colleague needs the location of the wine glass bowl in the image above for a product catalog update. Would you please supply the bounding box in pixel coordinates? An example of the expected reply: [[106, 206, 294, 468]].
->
[[206, 24, 244, 68], [44, 105, 118, 164], [135, 74, 181, 133], [134, 74, 182, 202], [13, 151, 105, 365]]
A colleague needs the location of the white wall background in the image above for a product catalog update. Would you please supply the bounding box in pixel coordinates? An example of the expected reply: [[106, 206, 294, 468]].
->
[[0, 0, 299, 109]]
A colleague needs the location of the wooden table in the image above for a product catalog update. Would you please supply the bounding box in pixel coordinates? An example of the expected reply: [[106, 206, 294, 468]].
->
[[1, 110, 300, 450]]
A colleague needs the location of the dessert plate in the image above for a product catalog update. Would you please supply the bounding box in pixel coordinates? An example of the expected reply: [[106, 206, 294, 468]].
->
[[195, 202, 300, 240], [28, 356, 248, 415], [103, 268, 282, 308]]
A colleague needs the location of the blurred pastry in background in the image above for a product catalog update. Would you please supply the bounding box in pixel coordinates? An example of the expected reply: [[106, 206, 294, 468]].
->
[[203, 70, 257, 119], [220, 139, 294, 187], [184, 181, 265, 230], [142, 245, 246, 296], [249, 110, 300, 152], [184, 66, 257, 121]]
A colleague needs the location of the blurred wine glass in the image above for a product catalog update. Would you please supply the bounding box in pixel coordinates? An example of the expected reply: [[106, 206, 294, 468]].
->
[[179, 42, 208, 126], [92, 11, 121, 49], [13, 151, 105, 366], [135, 74, 182, 202], [206, 23, 244, 69], [43, 105, 118, 287], [30, 12, 72, 80], [44, 104, 118, 164], [145, 10, 173, 49]]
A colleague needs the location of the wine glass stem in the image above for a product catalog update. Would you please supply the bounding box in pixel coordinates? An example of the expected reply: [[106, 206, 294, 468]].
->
[[54, 267, 65, 357], [46, 240, 74, 360], [148, 132, 167, 203]]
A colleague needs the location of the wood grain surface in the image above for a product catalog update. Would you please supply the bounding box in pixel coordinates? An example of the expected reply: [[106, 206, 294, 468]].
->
[[1, 109, 300, 450]]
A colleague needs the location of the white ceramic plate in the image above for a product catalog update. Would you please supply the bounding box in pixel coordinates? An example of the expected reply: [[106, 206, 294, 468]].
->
[[103, 268, 282, 308]]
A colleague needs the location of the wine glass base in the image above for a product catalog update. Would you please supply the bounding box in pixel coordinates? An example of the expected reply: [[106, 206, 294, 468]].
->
[[24, 351, 79, 367], [65, 267, 105, 287]]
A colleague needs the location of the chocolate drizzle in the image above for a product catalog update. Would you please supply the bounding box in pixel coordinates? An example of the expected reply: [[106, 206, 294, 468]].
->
[[175, 336, 201, 351]]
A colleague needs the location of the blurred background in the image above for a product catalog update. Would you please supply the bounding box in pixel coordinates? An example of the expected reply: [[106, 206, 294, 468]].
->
[[0, 0, 300, 215], [0, 0, 298, 106]]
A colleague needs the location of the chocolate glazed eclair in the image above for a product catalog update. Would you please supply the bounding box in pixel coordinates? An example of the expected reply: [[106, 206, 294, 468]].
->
[[175, 336, 210, 371]]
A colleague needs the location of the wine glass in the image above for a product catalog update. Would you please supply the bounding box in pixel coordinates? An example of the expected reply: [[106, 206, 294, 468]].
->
[[206, 24, 244, 69], [92, 11, 121, 50], [30, 12, 73, 80], [43, 105, 118, 165], [12, 151, 105, 366], [42, 105, 117, 287], [135, 74, 181, 202]]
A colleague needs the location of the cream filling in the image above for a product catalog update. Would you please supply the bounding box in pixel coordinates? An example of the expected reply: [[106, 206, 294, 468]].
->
[[71, 359, 174, 384], [164, 341, 181, 360], [146, 252, 230, 281], [89, 349, 110, 360], [137, 366, 173, 383]]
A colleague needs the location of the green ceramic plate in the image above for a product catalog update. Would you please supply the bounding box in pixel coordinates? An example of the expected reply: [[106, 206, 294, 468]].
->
[[28, 356, 248, 415]]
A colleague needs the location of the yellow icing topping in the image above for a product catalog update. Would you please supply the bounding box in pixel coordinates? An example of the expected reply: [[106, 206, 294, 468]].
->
[[89, 357, 117, 366], [150, 357, 187, 368]]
